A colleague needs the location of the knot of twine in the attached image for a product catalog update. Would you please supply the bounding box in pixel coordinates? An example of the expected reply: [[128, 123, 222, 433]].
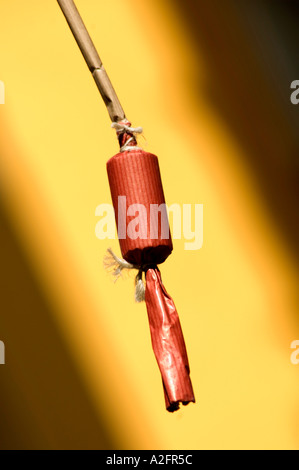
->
[[111, 119, 143, 152], [104, 248, 150, 302]]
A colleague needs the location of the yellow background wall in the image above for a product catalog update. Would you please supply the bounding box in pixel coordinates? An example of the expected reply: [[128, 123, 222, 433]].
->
[[0, 0, 298, 449]]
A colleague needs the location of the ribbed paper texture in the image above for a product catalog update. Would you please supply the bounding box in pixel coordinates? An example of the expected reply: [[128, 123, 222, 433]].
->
[[107, 150, 173, 265]]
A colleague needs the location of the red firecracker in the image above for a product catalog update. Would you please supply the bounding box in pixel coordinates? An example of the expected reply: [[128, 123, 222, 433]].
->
[[57, 0, 195, 412], [107, 124, 195, 411]]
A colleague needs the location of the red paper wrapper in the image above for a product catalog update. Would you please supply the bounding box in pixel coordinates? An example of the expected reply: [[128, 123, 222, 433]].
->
[[145, 268, 195, 411], [107, 149, 173, 265], [107, 131, 195, 411]]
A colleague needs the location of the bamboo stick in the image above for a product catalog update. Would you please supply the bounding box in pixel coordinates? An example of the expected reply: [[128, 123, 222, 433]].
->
[[57, 0, 126, 122]]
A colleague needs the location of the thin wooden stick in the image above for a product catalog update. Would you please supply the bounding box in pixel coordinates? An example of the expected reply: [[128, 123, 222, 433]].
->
[[57, 0, 126, 122]]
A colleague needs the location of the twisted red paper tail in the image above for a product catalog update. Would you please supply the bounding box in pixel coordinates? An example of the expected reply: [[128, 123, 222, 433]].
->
[[145, 268, 195, 412]]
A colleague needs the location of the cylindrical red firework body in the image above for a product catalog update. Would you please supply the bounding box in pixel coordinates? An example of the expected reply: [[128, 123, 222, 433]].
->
[[107, 149, 173, 266]]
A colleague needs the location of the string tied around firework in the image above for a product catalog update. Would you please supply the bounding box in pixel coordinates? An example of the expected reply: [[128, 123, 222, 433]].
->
[[104, 248, 151, 303], [111, 120, 143, 152]]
